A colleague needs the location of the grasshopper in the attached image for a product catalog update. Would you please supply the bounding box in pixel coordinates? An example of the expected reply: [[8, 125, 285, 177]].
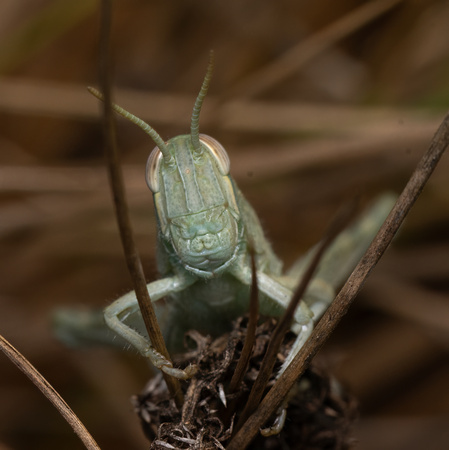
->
[[58, 55, 395, 383]]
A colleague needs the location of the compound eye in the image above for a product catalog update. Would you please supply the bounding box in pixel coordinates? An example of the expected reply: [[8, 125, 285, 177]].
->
[[199, 134, 230, 175], [146, 146, 163, 192]]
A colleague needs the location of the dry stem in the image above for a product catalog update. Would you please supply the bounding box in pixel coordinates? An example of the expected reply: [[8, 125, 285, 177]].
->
[[98, 0, 182, 405], [0, 334, 100, 450]]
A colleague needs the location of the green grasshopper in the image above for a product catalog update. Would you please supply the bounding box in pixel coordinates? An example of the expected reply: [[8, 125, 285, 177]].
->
[[58, 55, 395, 383]]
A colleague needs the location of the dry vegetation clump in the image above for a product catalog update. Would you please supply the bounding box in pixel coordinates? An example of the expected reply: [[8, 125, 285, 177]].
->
[[133, 317, 358, 450]]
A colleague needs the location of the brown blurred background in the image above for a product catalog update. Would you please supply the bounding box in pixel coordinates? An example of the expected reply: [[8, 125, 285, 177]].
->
[[0, 1, 448, 449]]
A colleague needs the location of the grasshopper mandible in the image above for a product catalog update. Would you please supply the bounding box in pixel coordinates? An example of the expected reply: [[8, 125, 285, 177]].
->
[[85, 54, 395, 381]]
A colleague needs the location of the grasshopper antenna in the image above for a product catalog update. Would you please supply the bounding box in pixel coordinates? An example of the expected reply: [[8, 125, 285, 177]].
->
[[190, 50, 214, 155], [87, 86, 172, 163]]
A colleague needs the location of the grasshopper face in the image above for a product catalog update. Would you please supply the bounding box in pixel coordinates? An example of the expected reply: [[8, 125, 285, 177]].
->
[[147, 134, 242, 276]]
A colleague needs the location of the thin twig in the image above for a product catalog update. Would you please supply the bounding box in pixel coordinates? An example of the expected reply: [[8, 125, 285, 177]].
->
[[0, 333, 100, 450], [98, 0, 182, 405], [229, 251, 259, 394], [226, 111, 449, 449]]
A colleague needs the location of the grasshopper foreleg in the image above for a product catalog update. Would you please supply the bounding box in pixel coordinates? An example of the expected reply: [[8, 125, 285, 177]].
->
[[104, 275, 198, 379]]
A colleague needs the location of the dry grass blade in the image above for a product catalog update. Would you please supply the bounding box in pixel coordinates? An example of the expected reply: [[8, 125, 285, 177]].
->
[[224, 0, 405, 99], [98, 0, 182, 404], [0, 77, 438, 137], [0, 333, 100, 450], [226, 111, 449, 449], [235, 200, 357, 432]]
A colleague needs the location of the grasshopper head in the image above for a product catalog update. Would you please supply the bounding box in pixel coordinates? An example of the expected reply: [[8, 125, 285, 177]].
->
[[144, 52, 242, 276], [146, 134, 242, 276]]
